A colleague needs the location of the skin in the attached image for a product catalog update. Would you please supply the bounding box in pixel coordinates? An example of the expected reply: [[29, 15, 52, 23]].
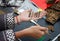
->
[[15, 26, 48, 39], [14, 9, 47, 23], [14, 9, 48, 39]]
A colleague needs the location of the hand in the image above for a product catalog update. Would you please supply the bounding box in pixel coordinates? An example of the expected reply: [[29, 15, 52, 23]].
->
[[18, 9, 40, 22], [15, 9, 47, 23], [18, 9, 32, 22], [30, 10, 47, 20], [14, 9, 32, 23], [15, 25, 48, 39]]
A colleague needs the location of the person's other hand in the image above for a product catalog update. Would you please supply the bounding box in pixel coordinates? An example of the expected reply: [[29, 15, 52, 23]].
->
[[18, 9, 32, 22], [15, 25, 48, 39], [23, 26, 48, 39], [17, 9, 47, 22], [18, 9, 41, 22]]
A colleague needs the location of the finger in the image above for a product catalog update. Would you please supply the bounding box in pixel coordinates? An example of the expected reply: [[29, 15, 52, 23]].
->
[[37, 12, 40, 18], [30, 14, 40, 20], [33, 31, 45, 39], [29, 11, 32, 17], [39, 27, 48, 31], [36, 31, 45, 38], [39, 11, 47, 18], [30, 12, 34, 17], [40, 28, 49, 35], [28, 18, 31, 21], [44, 28, 49, 34], [31, 18, 39, 20], [40, 31, 45, 36], [30, 11, 34, 19], [39, 14, 45, 18]]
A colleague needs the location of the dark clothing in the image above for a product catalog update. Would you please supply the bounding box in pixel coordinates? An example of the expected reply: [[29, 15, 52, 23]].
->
[[0, 13, 16, 41], [0, 13, 15, 31]]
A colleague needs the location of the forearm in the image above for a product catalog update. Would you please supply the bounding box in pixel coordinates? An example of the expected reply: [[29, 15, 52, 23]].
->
[[15, 31, 24, 38], [15, 29, 30, 38]]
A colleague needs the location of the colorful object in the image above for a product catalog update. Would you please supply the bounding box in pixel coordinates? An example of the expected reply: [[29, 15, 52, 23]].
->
[[31, 0, 47, 10], [31, 0, 58, 10], [37, 36, 45, 41]]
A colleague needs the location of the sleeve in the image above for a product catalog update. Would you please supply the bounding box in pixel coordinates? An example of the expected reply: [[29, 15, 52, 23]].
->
[[0, 29, 17, 41], [0, 13, 15, 31]]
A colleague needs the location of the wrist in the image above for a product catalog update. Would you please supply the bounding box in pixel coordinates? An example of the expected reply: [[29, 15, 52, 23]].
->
[[15, 30, 29, 38], [14, 15, 22, 24], [14, 17, 17, 24]]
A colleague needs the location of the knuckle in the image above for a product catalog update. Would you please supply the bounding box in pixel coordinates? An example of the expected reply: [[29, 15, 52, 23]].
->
[[41, 32, 45, 35]]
